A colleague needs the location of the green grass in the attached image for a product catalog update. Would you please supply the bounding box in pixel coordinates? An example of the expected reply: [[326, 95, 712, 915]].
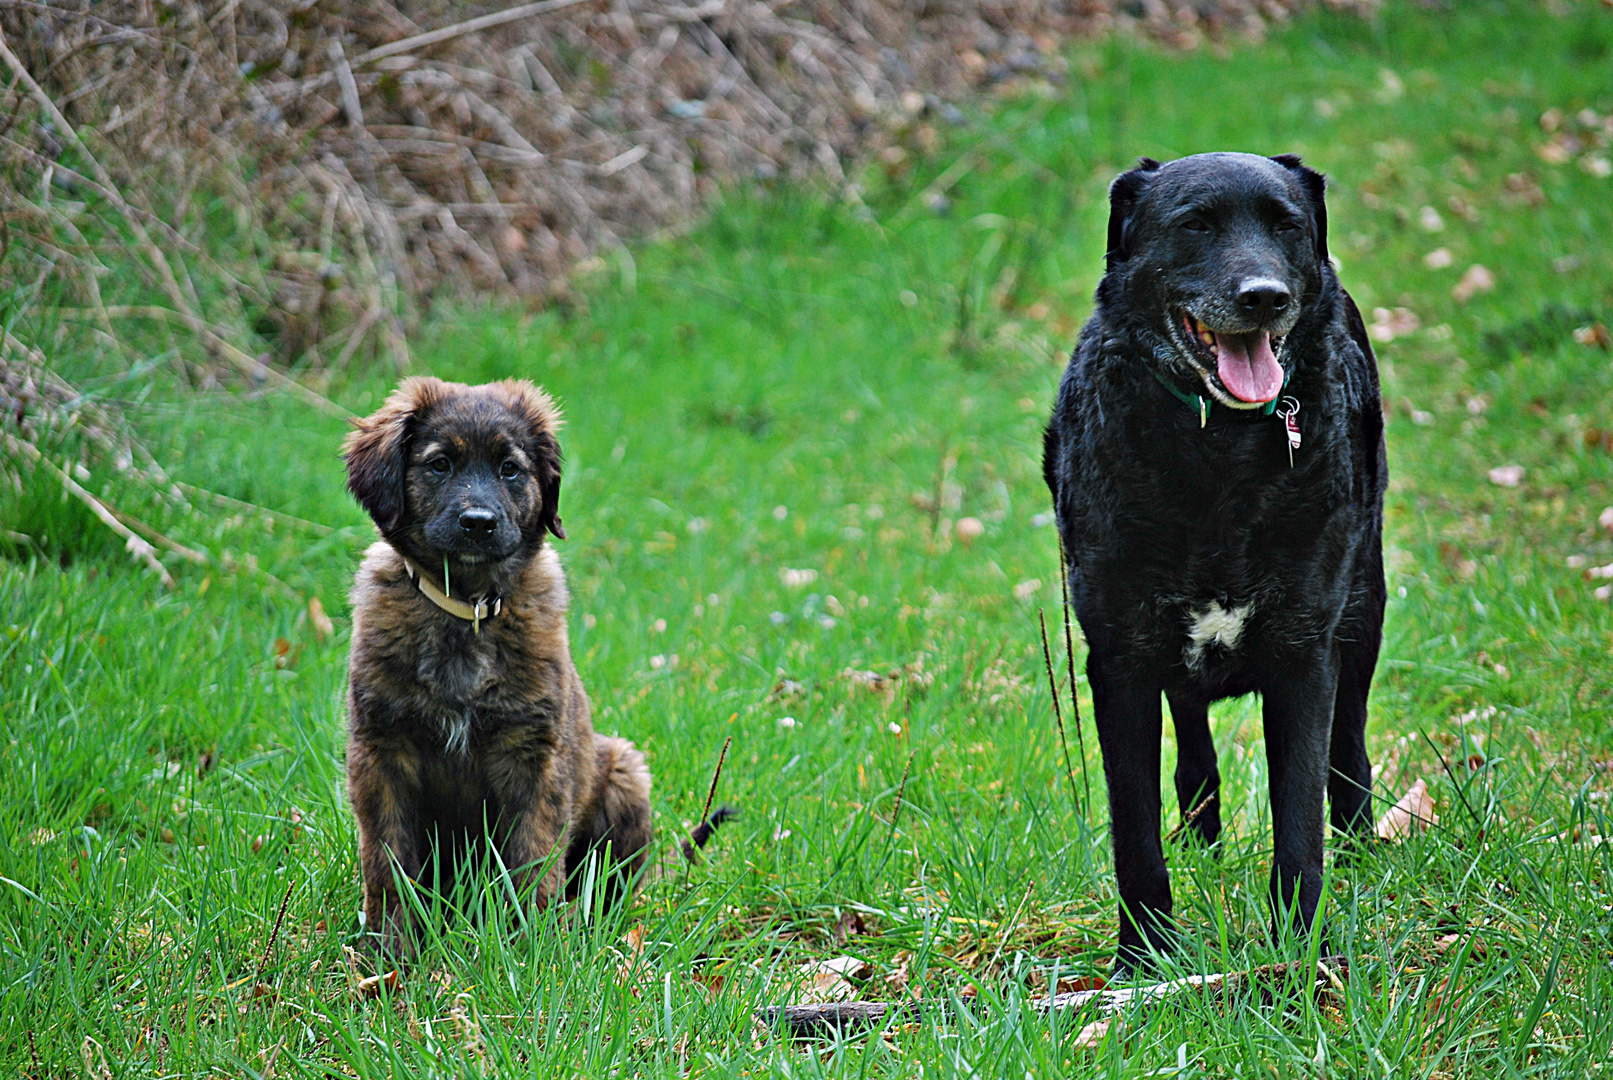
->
[[5, 1, 1613, 1075]]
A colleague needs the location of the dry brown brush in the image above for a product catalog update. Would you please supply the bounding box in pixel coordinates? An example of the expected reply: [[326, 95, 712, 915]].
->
[[0, 0, 1367, 579]]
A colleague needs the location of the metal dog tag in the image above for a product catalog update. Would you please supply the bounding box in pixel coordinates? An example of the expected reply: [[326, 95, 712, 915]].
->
[[1276, 396, 1301, 468]]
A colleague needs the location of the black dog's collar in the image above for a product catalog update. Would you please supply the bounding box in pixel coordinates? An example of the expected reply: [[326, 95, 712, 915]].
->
[[1154, 371, 1303, 467], [1153, 369, 1287, 425]]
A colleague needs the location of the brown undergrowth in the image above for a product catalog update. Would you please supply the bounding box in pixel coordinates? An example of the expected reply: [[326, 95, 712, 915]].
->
[[0, 0, 1368, 568]]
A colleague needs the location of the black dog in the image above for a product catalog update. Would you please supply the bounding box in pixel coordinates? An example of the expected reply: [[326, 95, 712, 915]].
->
[[1042, 153, 1385, 972]]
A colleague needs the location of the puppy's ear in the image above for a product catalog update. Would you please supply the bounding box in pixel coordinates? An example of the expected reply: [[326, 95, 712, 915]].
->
[[343, 377, 443, 535], [494, 380, 567, 541], [1271, 153, 1329, 263], [1105, 157, 1161, 270]]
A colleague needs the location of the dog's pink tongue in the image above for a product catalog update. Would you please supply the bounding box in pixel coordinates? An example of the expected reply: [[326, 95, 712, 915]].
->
[[1215, 331, 1284, 403]]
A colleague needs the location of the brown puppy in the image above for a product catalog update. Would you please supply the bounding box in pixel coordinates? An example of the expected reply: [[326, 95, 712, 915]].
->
[[343, 376, 650, 957]]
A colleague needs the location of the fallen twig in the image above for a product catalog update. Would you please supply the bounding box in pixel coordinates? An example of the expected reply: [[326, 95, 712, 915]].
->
[[1032, 957, 1347, 1015], [759, 999, 922, 1039]]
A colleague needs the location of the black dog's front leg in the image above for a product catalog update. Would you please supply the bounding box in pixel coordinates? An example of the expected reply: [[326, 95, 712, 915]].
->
[[1262, 650, 1339, 943], [1091, 662, 1170, 973]]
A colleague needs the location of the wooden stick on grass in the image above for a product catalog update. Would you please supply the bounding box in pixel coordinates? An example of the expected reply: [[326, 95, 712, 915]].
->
[[1039, 610, 1081, 812]]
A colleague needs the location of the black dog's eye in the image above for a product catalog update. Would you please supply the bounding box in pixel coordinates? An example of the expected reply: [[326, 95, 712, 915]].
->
[[499, 459, 520, 480], [427, 457, 451, 476], [1277, 219, 1303, 233], [1181, 218, 1212, 233]]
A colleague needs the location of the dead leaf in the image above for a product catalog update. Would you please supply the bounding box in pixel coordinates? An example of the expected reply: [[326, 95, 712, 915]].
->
[[616, 924, 649, 988], [800, 956, 870, 1002], [1537, 137, 1574, 165], [1452, 264, 1496, 303], [1377, 778, 1438, 840], [885, 951, 912, 994], [308, 597, 334, 640], [1487, 464, 1524, 488], [1424, 976, 1456, 1032], [1435, 933, 1487, 958], [1502, 173, 1545, 206], [833, 910, 871, 943], [1370, 306, 1421, 343], [341, 944, 365, 986], [356, 969, 399, 999], [690, 969, 726, 997], [1073, 1016, 1115, 1049], [1574, 323, 1612, 350]]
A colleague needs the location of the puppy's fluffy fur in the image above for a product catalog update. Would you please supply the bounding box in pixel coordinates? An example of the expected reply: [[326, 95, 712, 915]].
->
[[343, 377, 650, 956]]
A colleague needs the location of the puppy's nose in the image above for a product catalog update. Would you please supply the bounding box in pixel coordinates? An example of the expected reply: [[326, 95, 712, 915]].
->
[[1236, 278, 1292, 321], [458, 508, 498, 535]]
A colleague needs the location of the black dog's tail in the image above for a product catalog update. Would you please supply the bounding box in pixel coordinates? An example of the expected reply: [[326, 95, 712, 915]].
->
[[679, 805, 738, 863]]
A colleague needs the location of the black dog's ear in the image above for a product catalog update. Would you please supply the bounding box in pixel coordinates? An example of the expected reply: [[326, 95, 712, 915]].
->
[[1271, 153, 1329, 263], [493, 379, 567, 541], [343, 376, 444, 535], [1105, 157, 1161, 270]]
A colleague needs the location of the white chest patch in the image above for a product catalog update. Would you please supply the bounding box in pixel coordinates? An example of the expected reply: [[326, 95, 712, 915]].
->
[[1184, 602, 1251, 668]]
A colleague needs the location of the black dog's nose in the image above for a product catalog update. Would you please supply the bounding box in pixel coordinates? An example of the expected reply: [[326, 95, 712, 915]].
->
[[458, 508, 498, 535], [1236, 279, 1292, 320]]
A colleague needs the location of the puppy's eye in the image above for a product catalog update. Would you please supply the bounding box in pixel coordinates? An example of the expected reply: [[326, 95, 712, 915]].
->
[[428, 457, 451, 476], [499, 460, 521, 480]]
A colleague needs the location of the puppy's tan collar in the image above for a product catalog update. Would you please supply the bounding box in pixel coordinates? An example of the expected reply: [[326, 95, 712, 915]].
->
[[401, 556, 502, 632]]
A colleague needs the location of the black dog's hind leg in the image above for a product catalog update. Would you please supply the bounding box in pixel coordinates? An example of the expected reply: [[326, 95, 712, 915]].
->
[[1330, 579, 1383, 846], [1328, 635, 1377, 844], [1167, 693, 1221, 848], [1092, 663, 1172, 973], [1261, 651, 1339, 944]]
